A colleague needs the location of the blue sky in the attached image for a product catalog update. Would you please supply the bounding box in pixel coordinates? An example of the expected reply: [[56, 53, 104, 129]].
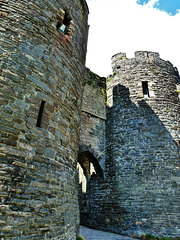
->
[[86, 0, 180, 77], [137, 0, 180, 16]]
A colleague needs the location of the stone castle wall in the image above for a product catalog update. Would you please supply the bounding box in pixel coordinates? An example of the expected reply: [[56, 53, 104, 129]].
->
[[78, 52, 180, 238], [105, 51, 180, 236], [0, 1, 88, 239], [0, 1, 180, 238], [78, 69, 106, 227], [80, 69, 106, 169]]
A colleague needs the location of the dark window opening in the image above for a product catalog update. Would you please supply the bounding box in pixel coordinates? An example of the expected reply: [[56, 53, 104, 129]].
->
[[142, 81, 150, 98], [63, 10, 72, 26], [56, 9, 75, 44], [56, 9, 72, 35], [36, 100, 46, 128]]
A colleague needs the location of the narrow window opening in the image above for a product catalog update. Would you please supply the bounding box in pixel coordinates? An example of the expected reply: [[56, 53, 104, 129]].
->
[[36, 100, 46, 128], [56, 9, 72, 34], [142, 81, 150, 98], [56, 9, 75, 44]]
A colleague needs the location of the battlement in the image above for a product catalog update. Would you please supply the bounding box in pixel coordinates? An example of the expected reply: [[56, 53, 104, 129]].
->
[[112, 51, 176, 74]]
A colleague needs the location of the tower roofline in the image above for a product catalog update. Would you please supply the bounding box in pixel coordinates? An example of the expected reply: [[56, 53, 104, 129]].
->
[[111, 51, 177, 74]]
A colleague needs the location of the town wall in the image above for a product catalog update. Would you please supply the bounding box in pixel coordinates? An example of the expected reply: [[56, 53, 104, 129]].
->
[[78, 69, 106, 226], [78, 52, 180, 238], [0, 1, 180, 238]]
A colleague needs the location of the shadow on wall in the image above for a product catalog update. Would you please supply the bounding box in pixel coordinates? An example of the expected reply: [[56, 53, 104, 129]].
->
[[77, 83, 180, 237], [78, 151, 104, 180], [104, 84, 180, 236]]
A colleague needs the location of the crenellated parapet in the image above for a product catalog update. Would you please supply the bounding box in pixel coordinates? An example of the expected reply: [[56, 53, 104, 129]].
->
[[112, 51, 178, 76], [107, 51, 180, 108]]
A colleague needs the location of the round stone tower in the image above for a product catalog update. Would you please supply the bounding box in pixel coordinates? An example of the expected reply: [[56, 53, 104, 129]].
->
[[0, 0, 88, 239], [106, 51, 180, 236]]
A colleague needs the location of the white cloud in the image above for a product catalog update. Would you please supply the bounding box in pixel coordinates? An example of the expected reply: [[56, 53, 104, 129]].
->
[[86, 0, 180, 77], [145, 0, 159, 8]]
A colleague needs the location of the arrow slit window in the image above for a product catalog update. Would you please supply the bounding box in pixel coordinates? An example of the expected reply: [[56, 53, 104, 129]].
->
[[142, 81, 150, 98], [36, 100, 46, 128]]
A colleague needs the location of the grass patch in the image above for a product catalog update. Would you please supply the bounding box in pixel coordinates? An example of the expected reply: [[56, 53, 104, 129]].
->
[[139, 234, 180, 240], [77, 235, 85, 240]]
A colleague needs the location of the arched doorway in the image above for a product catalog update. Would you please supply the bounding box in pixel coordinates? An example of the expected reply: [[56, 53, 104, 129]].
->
[[77, 151, 104, 226]]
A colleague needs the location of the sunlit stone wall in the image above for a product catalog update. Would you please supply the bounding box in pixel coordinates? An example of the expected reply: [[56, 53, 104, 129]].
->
[[0, 0, 88, 239]]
